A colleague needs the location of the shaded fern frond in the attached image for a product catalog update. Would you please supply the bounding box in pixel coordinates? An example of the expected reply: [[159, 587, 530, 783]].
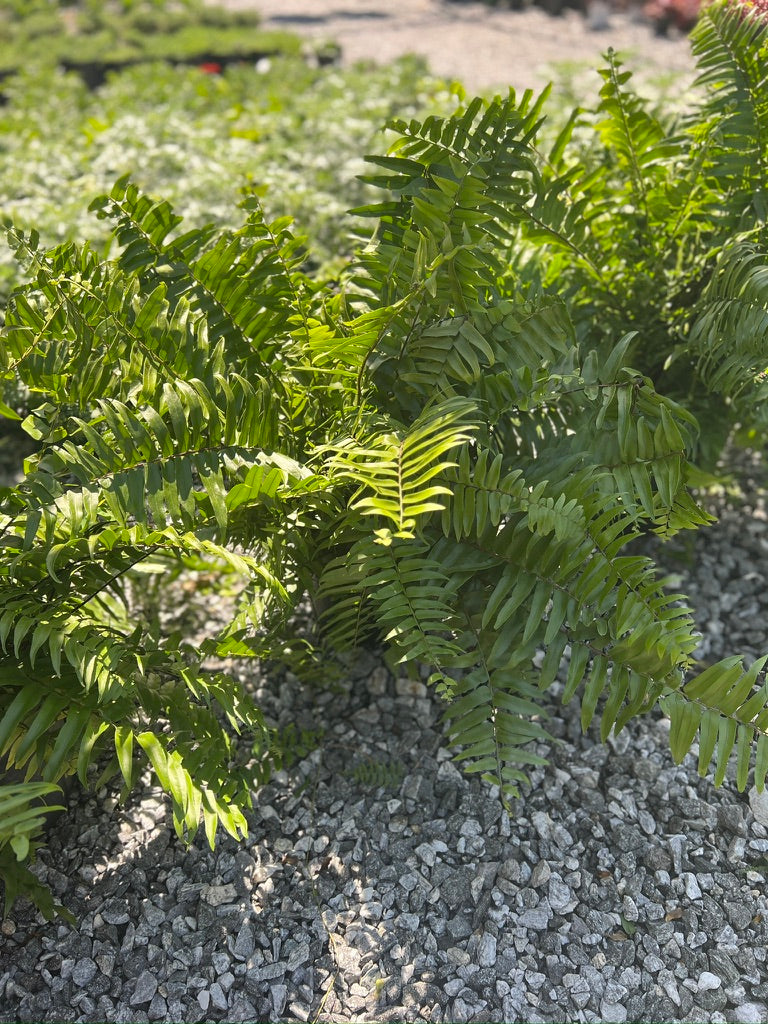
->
[[664, 654, 768, 792], [0, 781, 70, 921], [688, 241, 768, 407], [345, 756, 407, 791], [439, 619, 551, 802]]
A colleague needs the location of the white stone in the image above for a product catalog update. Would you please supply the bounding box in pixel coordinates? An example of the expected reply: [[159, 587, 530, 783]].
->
[[682, 873, 702, 900], [698, 972, 722, 992], [733, 1004, 767, 1024], [749, 787, 768, 827]]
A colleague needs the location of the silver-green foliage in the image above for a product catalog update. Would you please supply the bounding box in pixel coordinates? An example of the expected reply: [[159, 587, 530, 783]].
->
[[2, 0, 768, 917], [0, 56, 460, 297]]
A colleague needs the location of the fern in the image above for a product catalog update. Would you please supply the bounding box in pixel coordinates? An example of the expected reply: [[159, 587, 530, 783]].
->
[[4, 0, 768, 917], [687, 240, 768, 408], [344, 756, 406, 791], [690, 0, 768, 226]]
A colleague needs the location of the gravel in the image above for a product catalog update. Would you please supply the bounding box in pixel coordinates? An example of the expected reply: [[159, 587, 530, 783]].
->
[[3, 449, 768, 1023]]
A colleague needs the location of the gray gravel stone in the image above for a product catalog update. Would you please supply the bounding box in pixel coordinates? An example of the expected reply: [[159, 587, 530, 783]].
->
[[202, 883, 237, 907], [600, 998, 628, 1022], [147, 993, 167, 1019], [100, 898, 130, 925], [530, 860, 551, 887], [129, 971, 158, 1007], [233, 922, 255, 961], [209, 982, 228, 1011], [548, 874, 576, 914], [519, 905, 552, 929], [68, 957, 97, 988], [246, 961, 285, 984], [271, 984, 288, 1017], [477, 932, 497, 967]]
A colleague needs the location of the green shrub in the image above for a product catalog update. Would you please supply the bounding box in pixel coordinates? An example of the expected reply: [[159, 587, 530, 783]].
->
[[2, 0, 768, 918]]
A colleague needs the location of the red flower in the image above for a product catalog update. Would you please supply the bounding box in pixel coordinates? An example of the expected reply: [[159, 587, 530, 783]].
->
[[199, 62, 222, 75], [724, 0, 768, 19]]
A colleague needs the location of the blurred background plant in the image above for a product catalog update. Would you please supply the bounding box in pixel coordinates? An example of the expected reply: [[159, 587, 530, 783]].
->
[[0, 0, 301, 83]]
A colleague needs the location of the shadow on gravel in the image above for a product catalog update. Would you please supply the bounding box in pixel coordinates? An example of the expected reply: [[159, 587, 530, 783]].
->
[[4, 643, 768, 1022]]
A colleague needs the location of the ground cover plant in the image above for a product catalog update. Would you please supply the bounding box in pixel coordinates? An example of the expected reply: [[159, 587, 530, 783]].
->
[[1, 0, 768, 919], [0, 55, 461, 300]]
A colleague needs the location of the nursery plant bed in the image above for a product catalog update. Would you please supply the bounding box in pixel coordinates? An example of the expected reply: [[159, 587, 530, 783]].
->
[[0, 3, 317, 94], [58, 36, 326, 90], [2, 33, 337, 93]]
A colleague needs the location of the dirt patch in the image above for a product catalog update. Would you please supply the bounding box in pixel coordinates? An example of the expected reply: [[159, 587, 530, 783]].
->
[[231, 0, 696, 95]]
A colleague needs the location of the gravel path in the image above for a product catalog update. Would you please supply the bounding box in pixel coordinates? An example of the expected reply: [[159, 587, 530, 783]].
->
[[226, 0, 696, 94], [2, 454, 768, 1023]]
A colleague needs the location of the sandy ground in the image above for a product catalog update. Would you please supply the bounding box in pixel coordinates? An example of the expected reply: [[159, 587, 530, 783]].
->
[[223, 0, 696, 95]]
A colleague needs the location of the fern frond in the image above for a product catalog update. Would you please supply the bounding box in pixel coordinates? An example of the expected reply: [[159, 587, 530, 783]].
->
[[90, 179, 311, 364], [357, 537, 464, 667], [315, 543, 381, 652], [441, 660, 551, 802], [326, 397, 475, 540], [0, 781, 70, 921], [688, 241, 768, 406], [691, 0, 768, 226], [352, 91, 547, 321], [0, 782, 64, 861], [664, 654, 768, 791], [596, 52, 680, 228], [345, 756, 406, 790]]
